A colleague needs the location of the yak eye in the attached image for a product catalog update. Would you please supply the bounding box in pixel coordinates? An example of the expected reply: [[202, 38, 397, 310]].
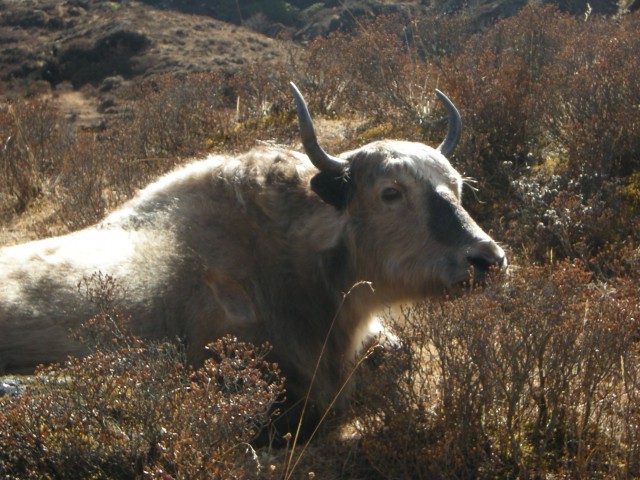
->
[[381, 187, 403, 203]]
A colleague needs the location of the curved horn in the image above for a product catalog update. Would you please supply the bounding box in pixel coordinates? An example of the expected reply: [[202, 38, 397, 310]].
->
[[290, 82, 347, 174], [435, 89, 462, 158]]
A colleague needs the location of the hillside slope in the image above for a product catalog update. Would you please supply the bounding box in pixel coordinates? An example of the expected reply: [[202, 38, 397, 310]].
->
[[1, 0, 632, 97], [0, 0, 287, 93]]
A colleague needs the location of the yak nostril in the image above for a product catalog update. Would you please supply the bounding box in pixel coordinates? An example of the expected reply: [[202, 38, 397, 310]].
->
[[468, 254, 494, 271], [466, 242, 506, 271]]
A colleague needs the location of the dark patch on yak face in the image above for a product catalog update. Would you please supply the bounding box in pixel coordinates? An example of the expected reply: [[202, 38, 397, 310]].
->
[[427, 186, 507, 287], [310, 171, 352, 210], [427, 188, 477, 246]]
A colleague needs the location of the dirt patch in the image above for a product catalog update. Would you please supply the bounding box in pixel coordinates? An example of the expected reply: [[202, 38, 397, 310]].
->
[[54, 90, 103, 128]]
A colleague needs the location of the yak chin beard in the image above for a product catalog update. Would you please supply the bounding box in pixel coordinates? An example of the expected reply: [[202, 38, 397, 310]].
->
[[361, 259, 498, 302]]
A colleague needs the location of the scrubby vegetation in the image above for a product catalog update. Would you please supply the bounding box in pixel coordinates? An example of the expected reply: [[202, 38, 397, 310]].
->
[[0, 279, 285, 479], [359, 265, 640, 478], [2, 4, 640, 478]]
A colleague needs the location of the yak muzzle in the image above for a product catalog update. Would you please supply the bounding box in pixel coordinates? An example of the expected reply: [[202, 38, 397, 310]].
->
[[466, 240, 507, 285]]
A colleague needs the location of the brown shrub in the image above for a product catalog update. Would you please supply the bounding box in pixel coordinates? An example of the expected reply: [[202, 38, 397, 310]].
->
[[443, 6, 577, 202], [355, 263, 640, 479], [0, 98, 139, 233], [0, 98, 74, 213], [4, 6, 640, 272], [120, 66, 297, 159], [545, 11, 640, 179], [0, 290, 284, 480], [121, 71, 236, 159], [0, 69, 297, 233], [0, 337, 284, 479], [506, 173, 640, 276], [51, 131, 114, 229], [229, 61, 294, 140], [297, 14, 438, 141]]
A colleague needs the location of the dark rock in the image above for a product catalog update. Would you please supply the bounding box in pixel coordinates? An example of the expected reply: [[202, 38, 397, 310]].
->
[[100, 75, 125, 92], [97, 94, 115, 112]]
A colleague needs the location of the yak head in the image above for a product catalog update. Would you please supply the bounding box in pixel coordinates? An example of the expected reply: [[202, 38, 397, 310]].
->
[[290, 82, 506, 301]]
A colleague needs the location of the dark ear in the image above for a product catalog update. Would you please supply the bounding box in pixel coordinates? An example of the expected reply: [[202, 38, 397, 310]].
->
[[311, 172, 351, 210]]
